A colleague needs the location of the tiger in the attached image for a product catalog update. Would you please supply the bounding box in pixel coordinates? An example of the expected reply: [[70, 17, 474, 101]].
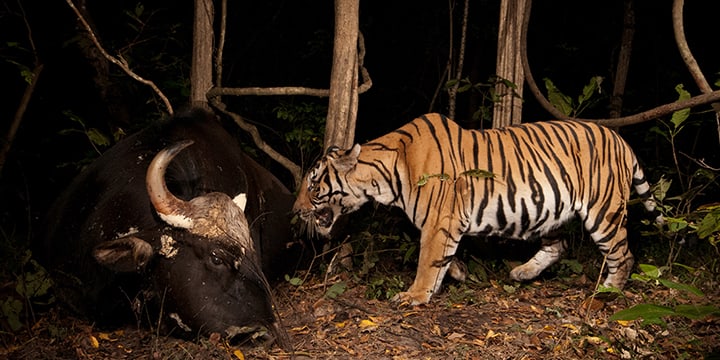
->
[[293, 113, 663, 305]]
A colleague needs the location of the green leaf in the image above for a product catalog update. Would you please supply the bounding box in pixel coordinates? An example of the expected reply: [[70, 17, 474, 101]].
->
[[673, 304, 720, 320], [630, 273, 652, 282], [544, 78, 573, 116], [651, 176, 671, 202], [696, 209, 720, 239], [559, 259, 583, 274], [499, 78, 518, 90], [417, 174, 428, 187], [670, 84, 691, 129], [1, 297, 23, 331], [284, 274, 303, 286], [402, 243, 416, 264], [657, 278, 704, 297], [609, 303, 676, 321], [666, 217, 689, 232], [578, 76, 603, 105], [87, 128, 111, 147], [457, 82, 473, 93], [638, 264, 661, 279], [596, 284, 623, 294], [325, 282, 347, 299]]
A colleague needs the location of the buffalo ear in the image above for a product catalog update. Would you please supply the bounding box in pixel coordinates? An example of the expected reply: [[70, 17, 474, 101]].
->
[[93, 236, 154, 272]]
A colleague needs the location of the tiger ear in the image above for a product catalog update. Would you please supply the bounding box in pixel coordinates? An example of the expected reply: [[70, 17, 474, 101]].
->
[[349, 143, 361, 158], [330, 144, 361, 171]]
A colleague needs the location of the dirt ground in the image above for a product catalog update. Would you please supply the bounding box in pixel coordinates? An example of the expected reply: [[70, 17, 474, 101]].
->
[[3, 262, 719, 360]]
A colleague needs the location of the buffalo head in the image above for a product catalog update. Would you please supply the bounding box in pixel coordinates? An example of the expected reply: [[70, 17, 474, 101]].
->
[[37, 108, 296, 350]]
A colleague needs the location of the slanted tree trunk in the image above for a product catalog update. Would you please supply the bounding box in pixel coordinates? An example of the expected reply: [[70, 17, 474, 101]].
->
[[324, 0, 360, 150], [493, 0, 528, 128]]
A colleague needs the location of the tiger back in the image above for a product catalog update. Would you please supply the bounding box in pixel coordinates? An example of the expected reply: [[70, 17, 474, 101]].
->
[[293, 113, 661, 305]]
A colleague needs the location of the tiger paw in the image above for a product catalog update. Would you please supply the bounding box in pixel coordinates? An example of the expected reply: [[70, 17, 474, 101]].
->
[[509, 264, 543, 281], [391, 289, 432, 305]]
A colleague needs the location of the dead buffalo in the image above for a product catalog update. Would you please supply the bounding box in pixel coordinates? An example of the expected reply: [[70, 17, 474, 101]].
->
[[37, 107, 296, 349]]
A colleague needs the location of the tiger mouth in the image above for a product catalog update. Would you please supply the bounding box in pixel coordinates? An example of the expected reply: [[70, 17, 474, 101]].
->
[[314, 207, 334, 229]]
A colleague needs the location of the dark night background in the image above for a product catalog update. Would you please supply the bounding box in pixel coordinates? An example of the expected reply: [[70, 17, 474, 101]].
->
[[1, 0, 719, 282]]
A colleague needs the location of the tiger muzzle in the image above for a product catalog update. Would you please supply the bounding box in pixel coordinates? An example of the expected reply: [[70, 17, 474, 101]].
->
[[314, 207, 334, 228]]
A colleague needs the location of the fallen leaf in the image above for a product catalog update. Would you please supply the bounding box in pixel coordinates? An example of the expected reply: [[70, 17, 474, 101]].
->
[[583, 336, 605, 345], [208, 332, 221, 344], [290, 325, 310, 334], [369, 315, 384, 323], [359, 319, 378, 332], [432, 324, 442, 336], [615, 319, 633, 327], [359, 319, 377, 328], [581, 297, 605, 312], [447, 332, 465, 341], [233, 349, 245, 360], [88, 335, 99, 349]]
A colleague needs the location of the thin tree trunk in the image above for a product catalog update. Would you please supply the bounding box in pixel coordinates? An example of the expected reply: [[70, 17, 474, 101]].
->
[[191, 0, 214, 110], [609, 0, 634, 119], [493, 0, 527, 128], [447, 0, 469, 120], [324, 0, 360, 150]]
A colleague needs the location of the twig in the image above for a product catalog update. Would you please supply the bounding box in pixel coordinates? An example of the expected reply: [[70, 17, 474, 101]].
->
[[64, 0, 172, 115]]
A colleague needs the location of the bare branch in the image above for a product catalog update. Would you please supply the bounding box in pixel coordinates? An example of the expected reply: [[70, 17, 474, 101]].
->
[[673, 0, 720, 143], [1, 64, 43, 174], [673, 0, 712, 94], [521, 0, 720, 128], [520, 0, 568, 121], [211, 100, 303, 188], [357, 31, 373, 93], [1, 1, 42, 175], [577, 90, 720, 127], [208, 86, 331, 98], [64, 0, 173, 115]]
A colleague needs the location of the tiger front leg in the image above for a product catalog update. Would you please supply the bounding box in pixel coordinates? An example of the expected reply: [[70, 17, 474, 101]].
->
[[391, 227, 462, 305]]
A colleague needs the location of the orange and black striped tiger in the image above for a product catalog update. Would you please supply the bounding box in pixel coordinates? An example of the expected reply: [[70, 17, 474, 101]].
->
[[293, 113, 662, 305]]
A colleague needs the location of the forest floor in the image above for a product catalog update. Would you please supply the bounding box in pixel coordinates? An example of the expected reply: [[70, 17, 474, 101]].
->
[[3, 258, 719, 360]]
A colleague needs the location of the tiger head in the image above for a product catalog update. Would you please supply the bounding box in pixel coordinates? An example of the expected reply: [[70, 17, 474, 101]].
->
[[293, 144, 367, 238]]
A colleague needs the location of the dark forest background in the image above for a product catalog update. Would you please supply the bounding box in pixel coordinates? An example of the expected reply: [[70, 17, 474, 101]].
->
[[1, 0, 719, 328]]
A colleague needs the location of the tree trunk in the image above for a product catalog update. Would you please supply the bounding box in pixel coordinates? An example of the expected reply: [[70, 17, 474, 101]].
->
[[493, 0, 528, 128], [609, 0, 635, 119], [324, 0, 360, 150], [190, 0, 214, 110]]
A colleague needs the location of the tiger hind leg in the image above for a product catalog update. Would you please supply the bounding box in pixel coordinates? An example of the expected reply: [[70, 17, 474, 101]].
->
[[593, 226, 633, 290], [509, 238, 566, 282]]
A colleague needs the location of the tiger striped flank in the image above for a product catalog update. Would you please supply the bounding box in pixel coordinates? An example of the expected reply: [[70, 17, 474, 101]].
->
[[293, 113, 663, 305]]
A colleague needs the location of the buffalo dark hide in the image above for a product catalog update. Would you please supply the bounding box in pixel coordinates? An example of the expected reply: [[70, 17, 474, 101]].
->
[[37, 107, 298, 346]]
